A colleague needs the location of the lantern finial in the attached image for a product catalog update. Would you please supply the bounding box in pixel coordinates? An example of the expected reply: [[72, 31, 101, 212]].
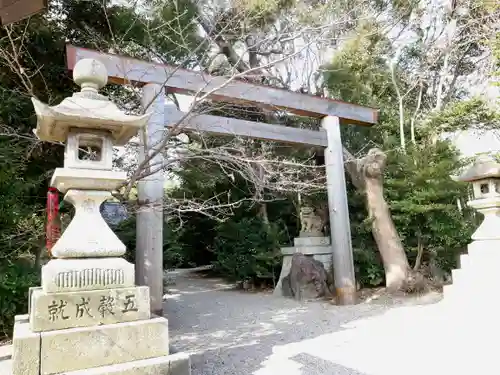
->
[[73, 58, 108, 92]]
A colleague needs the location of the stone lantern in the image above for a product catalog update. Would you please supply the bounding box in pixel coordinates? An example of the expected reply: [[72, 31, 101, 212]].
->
[[10, 58, 190, 375], [442, 153, 500, 308], [458, 153, 500, 241]]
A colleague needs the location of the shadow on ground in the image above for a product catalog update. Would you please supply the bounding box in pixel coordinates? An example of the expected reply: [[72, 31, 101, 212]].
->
[[164, 268, 443, 375]]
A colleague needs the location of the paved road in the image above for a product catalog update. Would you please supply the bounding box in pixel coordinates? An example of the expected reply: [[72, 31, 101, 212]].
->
[[165, 269, 445, 375]]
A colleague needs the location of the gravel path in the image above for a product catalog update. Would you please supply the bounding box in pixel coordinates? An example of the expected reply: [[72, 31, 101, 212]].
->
[[164, 268, 443, 375], [0, 268, 449, 375]]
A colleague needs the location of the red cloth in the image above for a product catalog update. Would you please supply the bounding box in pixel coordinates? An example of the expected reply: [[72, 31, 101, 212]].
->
[[46, 187, 60, 256]]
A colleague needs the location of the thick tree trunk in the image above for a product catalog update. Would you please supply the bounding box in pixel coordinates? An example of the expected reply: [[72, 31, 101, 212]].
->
[[364, 173, 409, 290], [345, 148, 411, 291]]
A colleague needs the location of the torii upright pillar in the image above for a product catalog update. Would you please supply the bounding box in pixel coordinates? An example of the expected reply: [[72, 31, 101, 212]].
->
[[322, 116, 357, 305], [136, 83, 166, 316]]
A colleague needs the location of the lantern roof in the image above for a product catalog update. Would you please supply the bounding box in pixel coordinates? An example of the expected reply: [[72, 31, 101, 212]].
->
[[32, 58, 151, 146], [459, 154, 500, 182]]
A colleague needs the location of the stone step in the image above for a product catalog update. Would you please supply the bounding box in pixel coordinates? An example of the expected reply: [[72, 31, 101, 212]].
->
[[442, 285, 457, 301], [56, 352, 190, 375], [450, 269, 473, 288], [465, 254, 500, 267], [459, 254, 470, 269], [467, 241, 500, 261], [0, 344, 12, 360], [442, 285, 480, 311], [451, 267, 500, 290], [0, 357, 11, 375], [443, 280, 497, 308]]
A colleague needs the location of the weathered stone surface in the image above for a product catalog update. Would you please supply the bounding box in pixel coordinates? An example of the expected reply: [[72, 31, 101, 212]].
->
[[64, 129, 114, 171], [40, 317, 170, 374], [0, 342, 12, 360], [274, 241, 333, 297], [14, 314, 29, 323], [299, 206, 325, 237], [283, 253, 332, 300], [49, 189, 126, 257], [42, 258, 134, 293], [293, 236, 330, 247], [12, 316, 40, 375], [273, 253, 293, 297], [28, 287, 42, 314], [51, 168, 127, 194], [281, 245, 333, 256], [56, 353, 191, 375], [30, 286, 150, 332], [32, 58, 150, 146]]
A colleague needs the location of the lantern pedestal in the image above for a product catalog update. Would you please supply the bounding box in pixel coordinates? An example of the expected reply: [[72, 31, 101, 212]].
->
[[49, 190, 126, 258]]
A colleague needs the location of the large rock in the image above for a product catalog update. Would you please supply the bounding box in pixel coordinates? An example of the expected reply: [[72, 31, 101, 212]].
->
[[282, 253, 332, 300]]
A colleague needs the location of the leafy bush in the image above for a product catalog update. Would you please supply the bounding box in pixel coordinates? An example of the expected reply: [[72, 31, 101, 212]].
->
[[353, 247, 385, 287], [0, 263, 40, 338], [114, 215, 187, 270], [212, 217, 284, 285]]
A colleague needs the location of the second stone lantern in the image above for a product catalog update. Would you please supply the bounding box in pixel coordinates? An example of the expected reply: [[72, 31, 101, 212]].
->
[[443, 154, 500, 311], [10, 58, 190, 375]]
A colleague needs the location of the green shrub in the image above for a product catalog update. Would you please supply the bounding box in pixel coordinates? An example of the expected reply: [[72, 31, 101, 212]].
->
[[212, 217, 284, 284], [353, 247, 385, 287], [114, 215, 187, 270], [0, 263, 40, 338]]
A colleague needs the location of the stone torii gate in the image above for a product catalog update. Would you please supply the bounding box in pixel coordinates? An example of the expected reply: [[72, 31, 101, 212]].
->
[[66, 44, 378, 308]]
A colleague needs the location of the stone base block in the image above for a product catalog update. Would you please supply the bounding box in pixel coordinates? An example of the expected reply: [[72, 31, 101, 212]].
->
[[298, 231, 323, 238], [30, 286, 150, 332], [293, 236, 330, 247], [12, 316, 40, 375], [274, 238, 333, 297], [42, 258, 135, 293], [281, 245, 332, 256], [39, 317, 170, 374], [56, 352, 191, 375]]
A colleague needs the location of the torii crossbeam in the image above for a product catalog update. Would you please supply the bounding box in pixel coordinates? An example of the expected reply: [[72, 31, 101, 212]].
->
[[66, 44, 378, 308]]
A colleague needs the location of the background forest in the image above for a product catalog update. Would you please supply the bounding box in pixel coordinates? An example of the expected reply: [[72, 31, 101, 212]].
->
[[0, 0, 499, 338]]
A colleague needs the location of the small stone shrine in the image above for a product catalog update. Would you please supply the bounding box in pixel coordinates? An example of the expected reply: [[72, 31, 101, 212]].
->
[[274, 205, 333, 298], [11, 59, 190, 375]]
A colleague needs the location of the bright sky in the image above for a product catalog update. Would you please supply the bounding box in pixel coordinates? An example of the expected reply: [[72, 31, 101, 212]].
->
[[445, 129, 500, 158]]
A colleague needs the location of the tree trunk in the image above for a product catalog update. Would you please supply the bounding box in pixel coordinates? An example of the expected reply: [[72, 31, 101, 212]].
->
[[346, 148, 411, 291], [258, 202, 270, 226]]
